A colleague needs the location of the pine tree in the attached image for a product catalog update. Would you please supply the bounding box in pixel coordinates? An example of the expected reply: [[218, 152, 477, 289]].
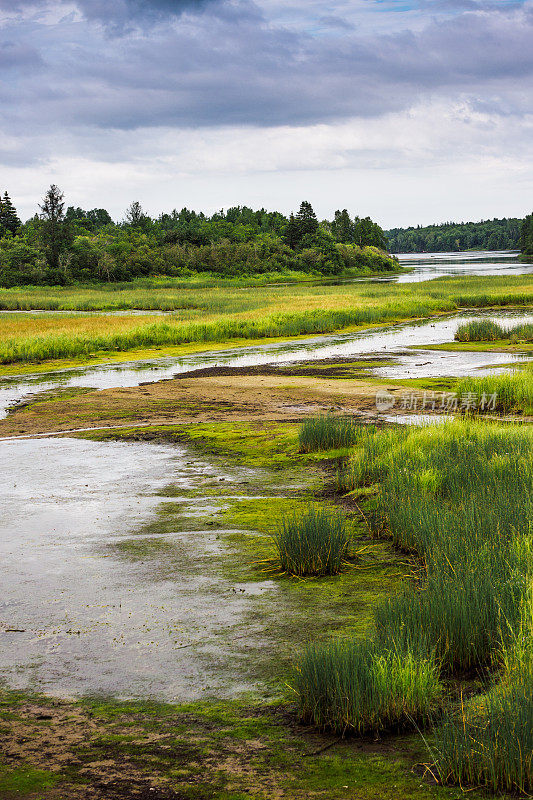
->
[[0, 191, 21, 235], [295, 201, 319, 239], [284, 213, 301, 249]]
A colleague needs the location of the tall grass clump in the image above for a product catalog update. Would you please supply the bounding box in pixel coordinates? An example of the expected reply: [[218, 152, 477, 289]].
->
[[455, 370, 533, 414], [274, 506, 351, 577], [434, 597, 533, 794], [455, 318, 533, 342], [298, 415, 365, 452], [295, 639, 442, 735], [455, 319, 505, 341]]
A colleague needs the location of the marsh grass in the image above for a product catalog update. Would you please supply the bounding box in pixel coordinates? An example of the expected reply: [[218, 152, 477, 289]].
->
[[2, 272, 533, 364], [274, 506, 351, 577], [298, 415, 366, 452], [434, 602, 533, 794], [455, 370, 533, 414], [455, 318, 533, 342], [298, 420, 533, 789], [455, 319, 505, 341], [295, 639, 442, 735]]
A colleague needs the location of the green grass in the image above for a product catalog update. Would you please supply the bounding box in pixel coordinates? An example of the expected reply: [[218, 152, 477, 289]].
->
[[0, 305, 437, 364], [275, 505, 353, 577], [434, 605, 533, 794], [298, 415, 369, 452], [0, 764, 59, 795], [455, 369, 533, 414], [2, 271, 533, 365], [297, 418, 533, 792], [295, 639, 442, 735], [455, 318, 533, 342]]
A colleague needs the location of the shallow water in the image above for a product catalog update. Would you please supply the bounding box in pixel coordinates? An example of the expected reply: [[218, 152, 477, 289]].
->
[[0, 437, 283, 700], [393, 250, 531, 283], [1, 309, 532, 419]]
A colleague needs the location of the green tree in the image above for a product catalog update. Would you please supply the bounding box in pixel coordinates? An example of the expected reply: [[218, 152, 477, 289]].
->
[[0, 191, 21, 235], [39, 184, 73, 271], [65, 206, 113, 232], [284, 201, 319, 249], [124, 201, 151, 230], [331, 209, 354, 243], [353, 216, 388, 249], [284, 213, 301, 249], [520, 213, 533, 256], [296, 201, 319, 239]]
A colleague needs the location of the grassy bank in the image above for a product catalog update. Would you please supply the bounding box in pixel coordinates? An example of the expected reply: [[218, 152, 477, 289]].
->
[[455, 370, 533, 414], [1, 273, 533, 366], [456, 318, 533, 342], [296, 419, 533, 793]]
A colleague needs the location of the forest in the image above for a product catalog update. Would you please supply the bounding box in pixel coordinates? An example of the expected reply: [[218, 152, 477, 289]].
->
[[386, 216, 522, 253], [0, 187, 394, 287], [521, 213, 533, 257]]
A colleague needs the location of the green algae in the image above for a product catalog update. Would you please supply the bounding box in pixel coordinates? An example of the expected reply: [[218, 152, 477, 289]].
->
[[0, 689, 501, 800], [0, 765, 59, 795]]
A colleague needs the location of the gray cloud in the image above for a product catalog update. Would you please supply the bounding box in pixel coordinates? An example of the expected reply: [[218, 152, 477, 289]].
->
[[0, 0, 220, 27], [0, 41, 42, 69], [0, 0, 532, 151], [76, 0, 220, 29]]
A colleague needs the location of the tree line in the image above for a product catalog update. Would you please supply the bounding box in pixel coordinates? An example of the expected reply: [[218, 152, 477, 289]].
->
[[0, 186, 395, 286], [521, 214, 533, 258], [386, 217, 523, 253]]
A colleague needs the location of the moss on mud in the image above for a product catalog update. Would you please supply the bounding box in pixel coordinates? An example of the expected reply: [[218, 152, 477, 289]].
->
[[0, 689, 500, 800]]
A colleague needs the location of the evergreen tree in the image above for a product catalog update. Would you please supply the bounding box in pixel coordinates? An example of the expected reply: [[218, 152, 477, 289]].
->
[[295, 201, 319, 239], [284, 213, 301, 249], [39, 184, 72, 270], [0, 191, 21, 235]]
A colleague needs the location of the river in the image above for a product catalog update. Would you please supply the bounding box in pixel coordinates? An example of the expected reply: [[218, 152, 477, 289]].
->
[[0, 251, 531, 701]]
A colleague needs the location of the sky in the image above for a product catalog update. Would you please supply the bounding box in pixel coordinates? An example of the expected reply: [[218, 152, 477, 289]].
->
[[1, 0, 532, 227]]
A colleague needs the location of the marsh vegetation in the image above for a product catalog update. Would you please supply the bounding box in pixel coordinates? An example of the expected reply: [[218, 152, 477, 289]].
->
[[2, 273, 533, 367], [299, 418, 533, 793]]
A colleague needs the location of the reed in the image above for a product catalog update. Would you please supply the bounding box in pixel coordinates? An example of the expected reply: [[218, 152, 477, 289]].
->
[[455, 318, 533, 342], [455, 319, 505, 341], [2, 272, 533, 365], [298, 419, 533, 787], [298, 415, 365, 452], [434, 600, 533, 794], [455, 370, 533, 414], [274, 506, 351, 577], [295, 638, 442, 735]]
